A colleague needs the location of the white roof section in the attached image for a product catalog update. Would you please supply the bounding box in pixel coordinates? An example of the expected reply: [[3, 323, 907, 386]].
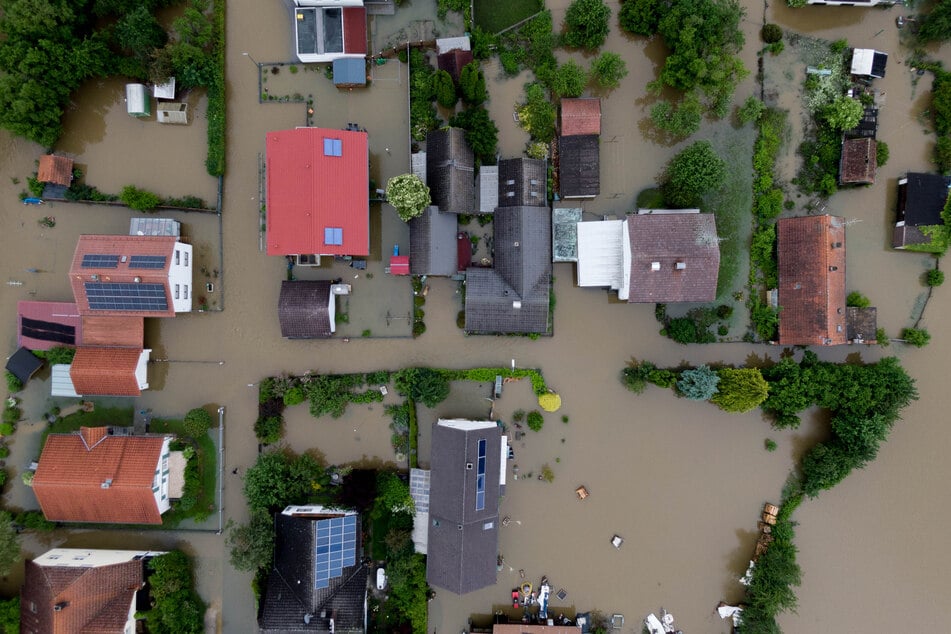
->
[[51, 364, 79, 398], [153, 78, 175, 99], [635, 208, 700, 215], [412, 152, 427, 182], [282, 504, 356, 516], [34, 549, 166, 567], [130, 217, 181, 236], [125, 83, 149, 115], [851, 48, 887, 77], [436, 36, 470, 54], [499, 436, 508, 486], [409, 468, 430, 554], [576, 220, 624, 289], [135, 349, 150, 391], [436, 418, 497, 431], [478, 166, 499, 213]]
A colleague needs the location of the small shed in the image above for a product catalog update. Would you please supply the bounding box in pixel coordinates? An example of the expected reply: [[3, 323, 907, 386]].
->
[[37, 155, 74, 187], [333, 58, 367, 88], [156, 102, 188, 125], [126, 83, 151, 117], [389, 255, 410, 275], [153, 78, 176, 100], [851, 49, 888, 78], [5, 347, 43, 384]]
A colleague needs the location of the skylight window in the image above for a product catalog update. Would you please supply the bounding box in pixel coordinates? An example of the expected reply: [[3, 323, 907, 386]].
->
[[323, 138, 342, 157], [324, 227, 343, 246]]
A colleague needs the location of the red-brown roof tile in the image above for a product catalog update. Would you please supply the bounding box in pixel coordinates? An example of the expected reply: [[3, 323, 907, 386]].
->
[[69, 347, 145, 397], [21, 558, 143, 634], [437, 49, 473, 82], [33, 430, 166, 524], [560, 98, 601, 136], [839, 137, 876, 184], [343, 8, 367, 55], [80, 316, 144, 348], [778, 215, 847, 345], [37, 155, 74, 187]]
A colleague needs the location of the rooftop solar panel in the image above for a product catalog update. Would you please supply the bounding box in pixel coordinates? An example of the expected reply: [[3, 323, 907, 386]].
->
[[314, 514, 358, 589], [84, 282, 169, 311], [81, 254, 120, 268], [128, 255, 167, 269]]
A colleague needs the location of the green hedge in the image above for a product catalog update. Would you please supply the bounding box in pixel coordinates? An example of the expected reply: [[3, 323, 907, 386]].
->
[[205, 0, 226, 176]]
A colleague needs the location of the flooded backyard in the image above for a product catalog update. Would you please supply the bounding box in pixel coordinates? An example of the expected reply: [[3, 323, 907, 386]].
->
[[1, 0, 951, 632]]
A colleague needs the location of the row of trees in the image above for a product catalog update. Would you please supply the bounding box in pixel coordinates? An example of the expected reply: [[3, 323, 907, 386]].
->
[[623, 361, 769, 413]]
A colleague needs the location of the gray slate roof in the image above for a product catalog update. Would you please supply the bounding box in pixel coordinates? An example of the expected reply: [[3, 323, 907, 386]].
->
[[465, 206, 552, 334], [426, 422, 502, 594], [498, 158, 546, 207], [332, 58, 366, 86], [410, 206, 459, 276], [279, 281, 333, 338], [426, 128, 475, 214], [258, 513, 367, 633], [559, 135, 600, 198]]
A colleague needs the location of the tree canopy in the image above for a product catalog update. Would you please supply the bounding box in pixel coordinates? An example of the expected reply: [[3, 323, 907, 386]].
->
[[372, 471, 415, 519], [822, 96, 864, 131], [459, 61, 487, 105], [662, 140, 727, 208], [183, 407, 212, 438], [676, 364, 720, 400], [563, 0, 611, 50], [227, 512, 275, 571], [590, 52, 628, 89], [448, 106, 499, 165], [0, 512, 19, 576], [243, 450, 327, 514], [552, 59, 588, 98], [386, 174, 431, 222], [711, 368, 769, 412], [144, 552, 205, 634], [917, 0, 951, 43]]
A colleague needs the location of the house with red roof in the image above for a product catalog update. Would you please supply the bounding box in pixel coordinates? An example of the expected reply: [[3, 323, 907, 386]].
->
[[266, 127, 370, 258], [292, 0, 367, 63], [21, 548, 166, 634], [32, 427, 176, 524], [59, 347, 151, 397], [69, 235, 193, 317], [37, 154, 74, 187]]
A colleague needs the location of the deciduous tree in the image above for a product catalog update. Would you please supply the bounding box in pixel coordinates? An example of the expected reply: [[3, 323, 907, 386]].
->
[[0, 512, 20, 576], [183, 407, 212, 438], [590, 51, 628, 89], [432, 69, 458, 108], [552, 59, 587, 98], [386, 174, 431, 221], [563, 0, 611, 50], [618, 0, 662, 36], [662, 140, 726, 208], [227, 512, 275, 571], [822, 96, 863, 131], [459, 61, 487, 105], [449, 106, 499, 165]]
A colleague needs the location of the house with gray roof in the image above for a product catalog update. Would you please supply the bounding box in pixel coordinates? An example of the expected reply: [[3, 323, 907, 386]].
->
[[258, 506, 367, 633], [410, 206, 459, 276], [427, 419, 507, 595], [426, 128, 475, 214], [558, 135, 600, 199], [498, 158, 546, 207], [278, 280, 335, 338]]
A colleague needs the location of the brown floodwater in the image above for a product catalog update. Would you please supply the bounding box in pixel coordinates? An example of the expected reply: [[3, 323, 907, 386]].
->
[[2, 0, 951, 632]]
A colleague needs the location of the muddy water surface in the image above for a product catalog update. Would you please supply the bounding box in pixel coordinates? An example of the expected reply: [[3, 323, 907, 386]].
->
[[2, 0, 951, 632]]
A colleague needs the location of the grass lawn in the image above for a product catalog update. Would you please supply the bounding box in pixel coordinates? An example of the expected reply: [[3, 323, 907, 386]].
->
[[474, 0, 542, 35]]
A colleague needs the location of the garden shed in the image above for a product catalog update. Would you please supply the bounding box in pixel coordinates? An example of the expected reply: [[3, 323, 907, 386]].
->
[[333, 58, 366, 87], [157, 102, 188, 124], [125, 83, 151, 117], [850, 49, 887, 78], [5, 346, 43, 384]]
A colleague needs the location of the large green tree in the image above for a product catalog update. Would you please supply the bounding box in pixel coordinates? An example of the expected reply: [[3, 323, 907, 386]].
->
[[243, 450, 327, 514], [618, 0, 662, 36], [386, 174, 431, 222], [662, 140, 726, 208], [449, 106, 499, 165], [227, 512, 275, 571], [0, 512, 19, 576], [590, 51, 628, 89], [563, 0, 611, 50], [517, 82, 557, 143], [711, 368, 769, 413], [0, 596, 18, 634], [552, 59, 588, 98], [144, 552, 205, 634], [822, 96, 863, 131], [917, 0, 951, 43], [372, 471, 415, 519]]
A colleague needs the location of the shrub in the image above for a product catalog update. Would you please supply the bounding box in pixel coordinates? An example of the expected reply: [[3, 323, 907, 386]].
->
[[5, 372, 22, 393], [459, 61, 487, 105], [449, 107, 499, 165], [538, 392, 562, 411], [512, 409, 526, 422], [254, 415, 283, 444], [120, 185, 161, 212], [283, 386, 306, 406], [663, 140, 727, 208], [647, 369, 677, 388], [540, 463, 555, 482], [527, 411, 544, 431], [432, 69, 458, 108], [622, 359, 656, 393], [761, 23, 782, 43], [711, 368, 770, 413], [590, 52, 628, 89], [15, 510, 54, 531], [619, 0, 662, 36], [525, 141, 549, 160], [765, 438, 778, 452], [901, 327, 931, 347], [822, 97, 864, 131], [183, 407, 212, 438], [517, 83, 557, 143], [0, 446, 7, 459], [0, 422, 13, 436], [846, 291, 870, 308], [552, 60, 587, 98], [677, 365, 720, 400], [737, 95, 765, 124], [650, 93, 702, 138], [926, 268, 945, 286], [876, 140, 889, 167], [386, 174, 431, 221], [936, 136, 951, 173], [563, 0, 611, 50]]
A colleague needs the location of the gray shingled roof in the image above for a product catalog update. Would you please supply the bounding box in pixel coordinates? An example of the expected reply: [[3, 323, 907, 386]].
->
[[498, 158, 547, 208], [258, 513, 367, 633], [559, 135, 600, 198], [426, 422, 502, 594], [410, 206, 459, 276], [278, 281, 333, 339], [465, 206, 552, 334], [426, 128, 475, 214]]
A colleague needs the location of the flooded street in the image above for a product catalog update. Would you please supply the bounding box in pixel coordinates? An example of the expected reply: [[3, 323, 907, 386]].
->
[[1, 0, 951, 632]]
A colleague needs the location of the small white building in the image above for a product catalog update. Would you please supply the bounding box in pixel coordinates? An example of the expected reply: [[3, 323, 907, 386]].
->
[[125, 83, 150, 117], [851, 48, 888, 78]]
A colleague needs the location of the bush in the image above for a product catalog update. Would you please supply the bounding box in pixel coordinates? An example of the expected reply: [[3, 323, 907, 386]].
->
[[254, 415, 283, 444], [283, 386, 306, 406], [622, 359, 656, 394], [552, 60, 587, 98], [876, 140, 889, 167], [901, 327, 931, 347], [663, 140, 727, 208], [459, 61, 487, 105], [386, 174, 431, 221], [636, 187, 665, 209], [619, 0, 661, 36], [822, 97, 863, 131], [926, 268, 945, 286], [563, 0, 611, 50], [5, 372, 22, 393], [449, 107, 499, 165], [711, 368, 769, 413], [677, 365, 720, 400], [119, 185, 161, 211], [590, 52, 628, 89], [183, 407, 213, 438], [650, 93, 702, 138], [527, 411, 544, 431], [737, 95, 765, 124], [936, 136, 951, 173], [15, 510, 54, 531], [846, 291, 870, 308], [517, 83, 556, 142], [432, 69, 458, 108], [538, 392, 562, 412], [761, 23, 782, 43], [0, 446, 7, 459]]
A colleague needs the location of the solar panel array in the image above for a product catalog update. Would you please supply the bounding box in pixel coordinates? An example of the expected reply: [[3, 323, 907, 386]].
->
[[315, 514, 357, 589], [128, 255, 167, 269], [81, 254, 120, 268], [85, 282, 169, 311]]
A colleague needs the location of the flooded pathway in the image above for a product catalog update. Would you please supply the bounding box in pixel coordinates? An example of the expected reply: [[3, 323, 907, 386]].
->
[[1, 0, 951, 632]]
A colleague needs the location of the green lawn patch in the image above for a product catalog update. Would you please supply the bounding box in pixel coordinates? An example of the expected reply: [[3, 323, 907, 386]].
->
[[474, 0, 542, 34]]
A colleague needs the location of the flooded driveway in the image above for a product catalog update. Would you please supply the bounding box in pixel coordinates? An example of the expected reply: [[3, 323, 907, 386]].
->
[[1, 0, 951, 632]]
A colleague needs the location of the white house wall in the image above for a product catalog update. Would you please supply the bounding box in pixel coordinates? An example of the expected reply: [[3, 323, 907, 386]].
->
[[153, 437, 172, 515], [169, 241, 193, 312], [135, 349, 151, 391]]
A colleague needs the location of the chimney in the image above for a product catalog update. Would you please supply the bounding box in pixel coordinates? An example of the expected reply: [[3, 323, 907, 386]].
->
[[650, 262, 661, 272]]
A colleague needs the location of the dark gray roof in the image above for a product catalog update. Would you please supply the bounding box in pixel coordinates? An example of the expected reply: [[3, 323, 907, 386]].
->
[[497, 158, 547, 207], [278, 281, 333, 339], [426, 128, 475, 214], [333, 58, 366, 86], [426, 421, 502, 594], [898, 173, 951, 227], [465, 206, 552, 334], [259, 513, 367, 633], [846, 306, 877, 342], [558, 135, 600, 198], [6, 347, 43, 383], [410, 206, 459, 276]]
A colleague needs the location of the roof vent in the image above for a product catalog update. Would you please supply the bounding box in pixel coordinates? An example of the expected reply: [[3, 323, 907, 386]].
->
[[829, 266, 838, 271], [513, 300, 522, 309], [101, 479, 112, 489], [53, 602, 68, 612], [120, 255, 128, 262], [466, 462, 473, 470], [90, 274, 99, 281], [133, 276, 142, 283], [514, 241, 520, 247], [457, 524, 464, 531], [650, 262, 661, 272], [675, 261, 686, 270]]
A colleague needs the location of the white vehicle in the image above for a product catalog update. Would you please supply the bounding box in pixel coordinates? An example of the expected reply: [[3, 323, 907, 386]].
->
[[376, 567, 386, 590]]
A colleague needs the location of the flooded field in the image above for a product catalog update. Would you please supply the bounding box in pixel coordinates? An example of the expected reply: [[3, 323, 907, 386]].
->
[[1, 0, 951, 632]]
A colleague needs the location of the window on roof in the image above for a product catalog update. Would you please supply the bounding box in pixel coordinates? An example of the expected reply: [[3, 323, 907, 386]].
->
[[324, 227, 343, 246], [323, 138, 342, 157]]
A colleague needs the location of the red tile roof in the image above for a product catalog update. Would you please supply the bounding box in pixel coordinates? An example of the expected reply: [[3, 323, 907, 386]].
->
[[778, 215, 847, 345], [343, 8, 367, 55], [69, 235, 178, 317], [839, 137, 876, 184], [20, 558, 143, 634], [69, 347, 145, 396], [37, 155, 74, 186], [33, 429, 166, 524], [266, 128, 370, 257], [80, 316, 144, 348], [17, 301, 81, 351], [389, 255, 410, 275], [560, 98, 601, 136]]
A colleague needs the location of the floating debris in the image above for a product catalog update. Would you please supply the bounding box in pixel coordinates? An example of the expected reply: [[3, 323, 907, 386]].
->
[[611, 534, 624, 549], [575, 485, 589, 499]]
